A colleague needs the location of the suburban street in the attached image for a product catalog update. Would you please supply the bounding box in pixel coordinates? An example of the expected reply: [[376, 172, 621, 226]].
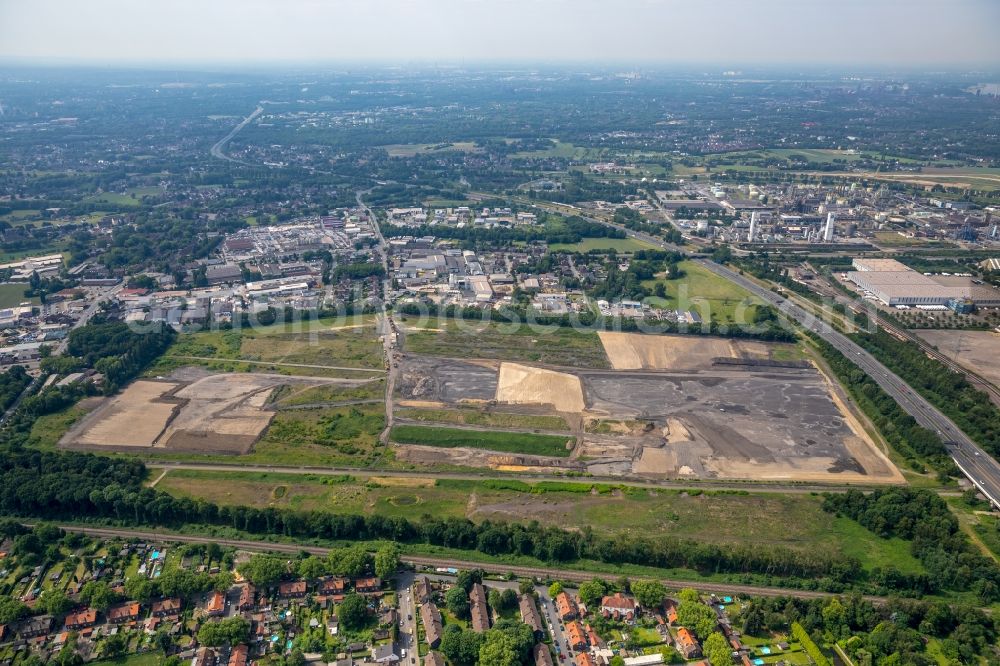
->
[[701, 259, 1000, 508], [396, 570, 418, 666]]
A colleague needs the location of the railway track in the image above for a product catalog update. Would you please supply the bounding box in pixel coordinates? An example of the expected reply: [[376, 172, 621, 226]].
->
[[51, 524, 887, 603]]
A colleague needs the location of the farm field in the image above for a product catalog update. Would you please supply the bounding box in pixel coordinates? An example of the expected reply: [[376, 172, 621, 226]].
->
[[154, 470, 926, 574], [641, 260, 761, 323], [401, 319, 610, 368]]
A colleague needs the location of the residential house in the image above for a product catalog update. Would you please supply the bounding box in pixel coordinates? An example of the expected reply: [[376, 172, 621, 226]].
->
[[424, 651, 446, 666], [372, 644, 400, 663], [575, 653, 597, 666], [107, 602, 141, 624], [519, 594, 544, 640], [470, 583, 490, 633], [566, 621, 588, 651], [355, 577, 382, 594], [420, 601, 443, 649], [675, 627, 702, 660], [555, 592, 578, 621], [151, 598, 182, 618], [206, 591, 226, 617], [413, 576, 432, 604], [14, 615, 53, 638], [228, 643, 249, 666], [319, 577, 347, 596], [192, 647, 217, 666], [237, 584, 255, 612], [533, 643, 554, 666], [279, 580, 307, 598], [64, 608, 98, 631], [600, 593, 637, 623]]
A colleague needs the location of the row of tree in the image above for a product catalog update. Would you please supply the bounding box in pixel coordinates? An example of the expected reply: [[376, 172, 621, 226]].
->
[[0, 447, 971, 597]]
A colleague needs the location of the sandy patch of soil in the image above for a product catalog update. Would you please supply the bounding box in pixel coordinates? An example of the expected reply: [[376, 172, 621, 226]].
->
[[598, 331, 737, 370], [496, 362, 585, 412]]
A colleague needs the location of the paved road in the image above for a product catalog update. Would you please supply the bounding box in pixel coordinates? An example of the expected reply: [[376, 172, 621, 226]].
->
[[356, 189, 399, 450], [396, 571, 418, 666], [803, 266, 1000, 407], [700, 259, 1000, 508], [211, 106, 263, 163], [2, 282, 122, 426], [49, 524, 888, 604]]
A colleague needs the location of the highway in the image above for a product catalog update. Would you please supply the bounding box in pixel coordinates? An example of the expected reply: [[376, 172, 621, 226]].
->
[[552, 196, 1000, 508], [210, 105, 264, 164], [700, 259, 1000, 508]]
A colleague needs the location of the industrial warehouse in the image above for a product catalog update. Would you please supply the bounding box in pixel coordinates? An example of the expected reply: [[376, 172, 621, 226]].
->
[[847, 258, 1000, 309]]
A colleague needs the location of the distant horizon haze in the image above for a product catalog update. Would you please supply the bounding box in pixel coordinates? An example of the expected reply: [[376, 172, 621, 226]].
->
[[1, 0, 998, 68]]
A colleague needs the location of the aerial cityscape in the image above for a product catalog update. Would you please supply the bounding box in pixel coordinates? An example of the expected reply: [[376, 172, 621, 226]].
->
[[1, 1, 1000, 665]]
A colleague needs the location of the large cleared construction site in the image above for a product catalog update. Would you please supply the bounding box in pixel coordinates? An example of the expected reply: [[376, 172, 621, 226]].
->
[[393, 330, 903, 484], [60, 367, 373, 455]]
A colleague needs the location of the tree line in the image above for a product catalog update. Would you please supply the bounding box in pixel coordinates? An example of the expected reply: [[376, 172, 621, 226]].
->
[[0, 447, 989, 598], [823, 487, 1000, 602]]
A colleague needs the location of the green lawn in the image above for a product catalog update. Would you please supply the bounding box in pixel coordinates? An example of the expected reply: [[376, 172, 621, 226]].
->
[[90, 652, 166, 666], [25, 405, 90, 450], [147, 314, 385, 377], [390, 424, 574, 457], [402, 319, 610, 368], [642, 259, 760, 323], [550, 237, 659, 253], [154, 472, 926, 578], [0, 283, 39, 308]]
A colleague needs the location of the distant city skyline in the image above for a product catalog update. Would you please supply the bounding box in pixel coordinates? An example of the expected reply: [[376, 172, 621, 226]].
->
[[1, 0, 999, 68]]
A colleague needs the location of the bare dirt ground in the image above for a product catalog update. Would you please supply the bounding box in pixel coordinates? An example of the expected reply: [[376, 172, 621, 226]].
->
[[393, 351, 901, 485], [915, 330, 1000, 388], [598, 331, 737, 370], [61, 369, 349, 455], [67, 380, 179, 448], [495, 362, 585, 412]]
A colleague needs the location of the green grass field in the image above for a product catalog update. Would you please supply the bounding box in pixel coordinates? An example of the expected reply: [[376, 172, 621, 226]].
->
[[390, 424, 574, 457], [147, 315, 385, 377], [402, 319, 610, 367], [255, 404, 387, 466], [154, 471, 925, 576], [396, 408, 569, 432], [642, 260, 760, 323], [0, 283, 39, 308], [549, 237, 660, 253]]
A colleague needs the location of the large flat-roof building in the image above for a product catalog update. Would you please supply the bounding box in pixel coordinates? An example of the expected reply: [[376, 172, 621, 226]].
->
[[847, 271, 967, 306]]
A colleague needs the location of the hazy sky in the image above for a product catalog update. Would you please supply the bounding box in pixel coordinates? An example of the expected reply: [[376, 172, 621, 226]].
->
[[1, 0, 998, 67]]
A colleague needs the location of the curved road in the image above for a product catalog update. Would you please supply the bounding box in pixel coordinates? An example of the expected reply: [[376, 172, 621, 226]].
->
[[211, 106, 263, 163], [701, 259, 1000, 508]]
